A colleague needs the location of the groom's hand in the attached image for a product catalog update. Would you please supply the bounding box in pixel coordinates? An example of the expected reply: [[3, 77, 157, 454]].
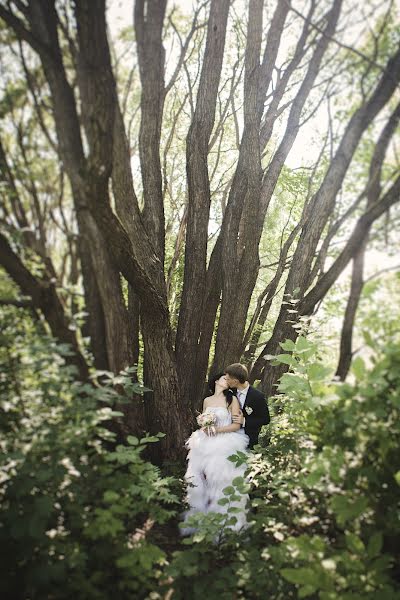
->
[[232, 410, 244, 426]]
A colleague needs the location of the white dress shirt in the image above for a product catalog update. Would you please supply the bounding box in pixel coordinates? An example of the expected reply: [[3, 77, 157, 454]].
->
[[235, 384, 249, 433]]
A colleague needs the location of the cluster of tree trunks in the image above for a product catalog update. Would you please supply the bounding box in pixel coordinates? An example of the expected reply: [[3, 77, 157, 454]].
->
[[0, 0, 399, 459]]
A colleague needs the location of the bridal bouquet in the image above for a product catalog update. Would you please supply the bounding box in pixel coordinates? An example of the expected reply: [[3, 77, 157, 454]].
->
[[196, 411, 217, 435]]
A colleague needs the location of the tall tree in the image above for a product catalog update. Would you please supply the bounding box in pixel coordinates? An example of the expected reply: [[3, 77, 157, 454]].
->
[[1, 0, 399, 459]]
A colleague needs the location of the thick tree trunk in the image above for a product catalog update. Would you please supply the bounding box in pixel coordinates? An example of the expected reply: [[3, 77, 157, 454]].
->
[[78, 234, 109, 371], [134, 0, 167, 262], [189, 0, 293, 403], [176, 0, 230, 402], [75, 0, 190, 455], [20, 0, 131, 375], [191, 237, 223, 410], [79, 210, 132, 373], [127, 284, 140, 368]]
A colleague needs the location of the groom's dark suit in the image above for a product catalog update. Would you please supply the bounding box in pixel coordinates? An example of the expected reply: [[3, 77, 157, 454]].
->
[[236, 386, 270, 449]]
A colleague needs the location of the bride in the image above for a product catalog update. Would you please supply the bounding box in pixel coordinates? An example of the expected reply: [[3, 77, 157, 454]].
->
[[181, 372, 250, 535]]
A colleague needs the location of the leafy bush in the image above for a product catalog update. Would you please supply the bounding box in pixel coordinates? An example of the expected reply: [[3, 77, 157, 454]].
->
[[2, 304, 400, 599], [166, 335, 400, 599], [0, 307, 179, 600], [260, 335, 400, 599]]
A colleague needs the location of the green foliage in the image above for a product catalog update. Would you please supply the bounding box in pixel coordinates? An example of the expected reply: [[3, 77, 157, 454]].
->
[[251, 336, 400, 599], [0, 307, 179, 600], [165, 336, 400, 598], [2, 305, 400, 599]]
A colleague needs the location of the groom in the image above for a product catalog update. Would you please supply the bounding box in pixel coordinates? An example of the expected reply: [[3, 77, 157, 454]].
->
[[225, 363, 270, 449]]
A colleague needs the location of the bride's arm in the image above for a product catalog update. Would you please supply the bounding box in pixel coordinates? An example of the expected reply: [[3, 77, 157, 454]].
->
[[215, 398, 241, 433], [216, 423, 241, 433]]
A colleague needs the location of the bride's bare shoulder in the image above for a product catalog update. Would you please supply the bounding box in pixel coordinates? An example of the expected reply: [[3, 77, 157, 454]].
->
[[203, 395, 213, 409]]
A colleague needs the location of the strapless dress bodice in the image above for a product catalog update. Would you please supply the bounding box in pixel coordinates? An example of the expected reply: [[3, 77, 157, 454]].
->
[[204, 406, 232, 427]]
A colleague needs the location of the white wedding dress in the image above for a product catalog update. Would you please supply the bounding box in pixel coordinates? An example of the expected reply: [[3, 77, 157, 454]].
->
[[181, 406, 250, 535]]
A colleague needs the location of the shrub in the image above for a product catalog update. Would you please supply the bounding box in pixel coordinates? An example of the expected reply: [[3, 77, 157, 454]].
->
[[0, 307, 178, 600], [166, 336, 400, 599]]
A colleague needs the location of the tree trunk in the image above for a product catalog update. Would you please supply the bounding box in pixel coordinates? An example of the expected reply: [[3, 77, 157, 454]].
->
[[0, 232, 89, 381], [134, 0, 167, 262], [176, 0, 230, 402], [336, 245, 365, 380], [78, 234, 109, 371]]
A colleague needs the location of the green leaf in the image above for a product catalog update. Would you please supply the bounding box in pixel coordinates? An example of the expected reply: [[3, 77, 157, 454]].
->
[[296, 336, 310, 352], [140, 436, 161, 443], [330, 495, 369, 525], [127, 435, 139, 445], [217, 498, 229, 506], [345, 532, 365, 554], [307, 363, 331, 381], [280, 339, 296, 351], [222, 486, 235, 495], [278, 374, 308, 395], [352, 356, 366, 379], [304, 469, 324, 486], [263, 354, 277, 361], [273, 354, 297, 367], [232, 476, 245, 486], [367, 532, 383, 558], [281, 567, 319, 586], [230, 494, 244, 502], [298, 585, 318, 598], [103, 490, 119, 503]]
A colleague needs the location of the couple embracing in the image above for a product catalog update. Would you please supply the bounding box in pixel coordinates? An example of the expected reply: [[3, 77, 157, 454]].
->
[[181, 363, 270, 535]]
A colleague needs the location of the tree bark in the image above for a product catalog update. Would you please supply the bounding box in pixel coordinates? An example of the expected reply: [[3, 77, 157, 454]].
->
[[176, 0, 230, 402], [134, 0, 167, 262], [18, 0, 132, 374], [335, 244, 366, 380], [75, 0, 190, 456], [78, 234, 109, 371]]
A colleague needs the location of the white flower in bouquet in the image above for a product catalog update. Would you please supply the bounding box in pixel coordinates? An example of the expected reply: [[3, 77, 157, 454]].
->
[[196, 411, 217, 435], [196, 412, 217, 428]]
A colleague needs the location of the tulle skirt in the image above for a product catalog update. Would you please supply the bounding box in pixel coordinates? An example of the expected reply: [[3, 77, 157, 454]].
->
[[181, 429, 250, 535]]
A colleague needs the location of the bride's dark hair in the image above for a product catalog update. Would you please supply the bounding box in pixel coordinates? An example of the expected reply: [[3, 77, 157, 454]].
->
[[207, 371, 234, 408]]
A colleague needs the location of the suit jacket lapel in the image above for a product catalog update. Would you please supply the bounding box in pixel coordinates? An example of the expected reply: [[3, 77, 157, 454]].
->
[[243, 386, 253, 413]]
